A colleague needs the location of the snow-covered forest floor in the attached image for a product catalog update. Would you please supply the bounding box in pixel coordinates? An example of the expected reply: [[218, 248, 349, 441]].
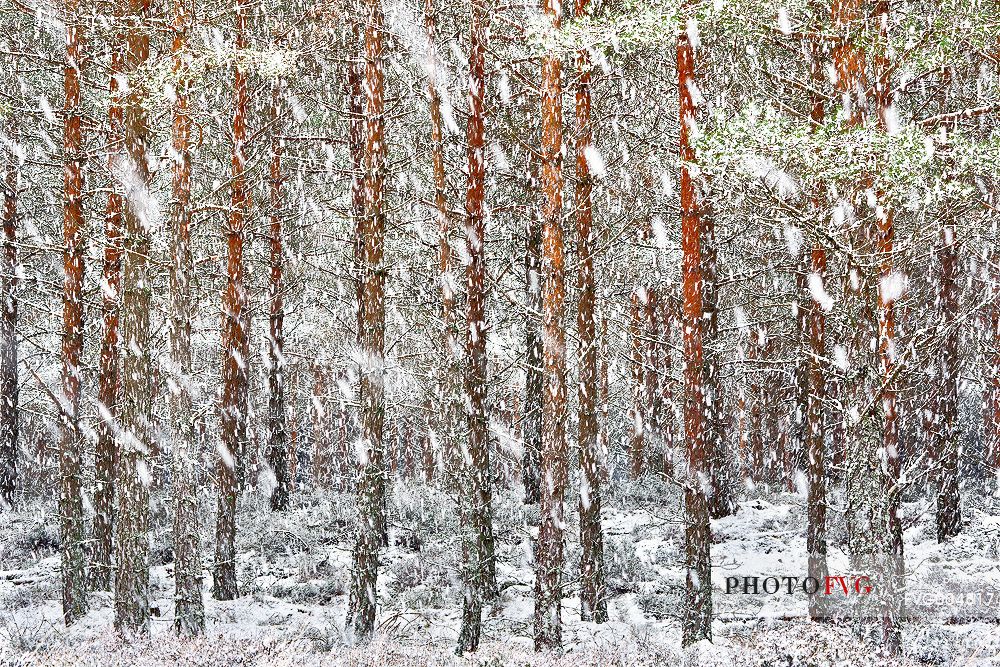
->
[[2, 480, 999, 666]]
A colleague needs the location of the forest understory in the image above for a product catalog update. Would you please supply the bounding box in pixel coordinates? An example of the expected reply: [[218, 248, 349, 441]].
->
[[3, 477, 1000, 666]]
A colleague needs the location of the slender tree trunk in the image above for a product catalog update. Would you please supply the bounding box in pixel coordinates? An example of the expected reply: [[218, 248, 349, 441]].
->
[[387, 426, 399, 480], [778, 405, 792, 490], [215, 0, 251, 601], [312, 364, 328, 488], [679, 20, 712, 646], [401, 420, 414, 480], [829, 374, 845, 477], [831, 0, 865, 508], [736, 382, 747, 476], [114, 0, 153, 632], [834, 0, 880, 575], [60, 0, 89, 624], [765, 336, 781, 483], [598, 314, 610, 485], [425, 0, 457, 488], [765, 336, 782, 484], [0, 119, 17, 511], [338, 384, 351, 491], [289, 369, 299, 492], [575, 0, 606, 621], [873, 5, 903, 650], [986, 235, 1000, 490], [267, 74, 290, 512], [348, 0, 388, 639], [748, 330, 764, 482], [792, 257, 810, 489], [170, 0, 205, 635], [344, 28, 366, 495], [92, 38, 124, 590], [933, 69, 962, 541], [807, 247, 828, 620], [645, 288, 661, 468], [877, 205, 902, 652], [703, 202, 734, 517], [534, 0, 567, 646], [650, 291, 671, 472], [422, 404, 435, 483], [806, 31, 828, 620], [659, 296, 676, 477], [457, 4, 496, 652], [348, 26, 365, 340], [523, 195, 543, 505], [629, 288, 645, 478], [935, 219, 961, 540]]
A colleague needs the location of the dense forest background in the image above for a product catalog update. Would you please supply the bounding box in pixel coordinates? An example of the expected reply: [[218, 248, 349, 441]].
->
[[0, 0, 999, 663]]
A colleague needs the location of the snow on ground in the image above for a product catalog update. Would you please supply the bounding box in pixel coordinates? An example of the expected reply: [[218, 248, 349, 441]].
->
[[2, 478, 1000, 665]]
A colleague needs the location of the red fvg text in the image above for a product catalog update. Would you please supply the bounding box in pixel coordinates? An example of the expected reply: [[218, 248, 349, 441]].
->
[[724, 575, 874, 595]]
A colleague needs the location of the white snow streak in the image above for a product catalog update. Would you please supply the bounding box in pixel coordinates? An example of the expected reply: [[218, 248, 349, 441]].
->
[[808, 272, 834, 312], [584, 145, 606, 178]]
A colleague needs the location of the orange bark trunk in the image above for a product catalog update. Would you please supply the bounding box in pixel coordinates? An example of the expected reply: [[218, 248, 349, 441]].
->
[[59, 0, 88, 624], [92, 38, 124, 591], [215, 0, 251, 601], [534, 0, 567, 646], [679, 22, 712, 646], [575, 0, 606, 620]]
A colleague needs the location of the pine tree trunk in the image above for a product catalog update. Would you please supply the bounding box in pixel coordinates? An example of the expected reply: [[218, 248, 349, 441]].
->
[[679, 22, 712, 647], [829, 374, 845, 478], [0, 119, 17, 511], [792, 258, 810, 488], [422, 404, 435, 483], [425, 0, 457, 488], [936, 219, 961, 540], [215, 0, 251, 601], [877, 205, 903, 651], [645, 288, 661, 468], [289, 370, 300, 492], [402, 420, 415, 480], [457, 5, 496, 652], [348, 28, 365, 341], [629, 288, 645, 478], [599, 314, 610, 486], [831, 0, 866, 508], [523, 198, 543, 505], [311, 364, 328, 488], [92, 39, 124, 590], [659, 296, 675, 477], [338, 386, 351, 491], [534, 0, 567, 646], [575, 0, 606, 618], [986, 238, 1000, 488], [933, 67, 962, 541], [60, 0, 89, 625], [778, 403, 792, 490], [873, 6, 903, 649], [348, 0, 388, 639], [747, 331, 764, 482], [805, 31, 828, 622], [807, 246, 828, 620], [170, 0, 205, 635], [834, 0, 880, 577], [703, 204, 735, 517], [345, 23, 365, 495], [765, 335, 782, 484], [114, 0, 153, 632], [267, 75, 290, 512]]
